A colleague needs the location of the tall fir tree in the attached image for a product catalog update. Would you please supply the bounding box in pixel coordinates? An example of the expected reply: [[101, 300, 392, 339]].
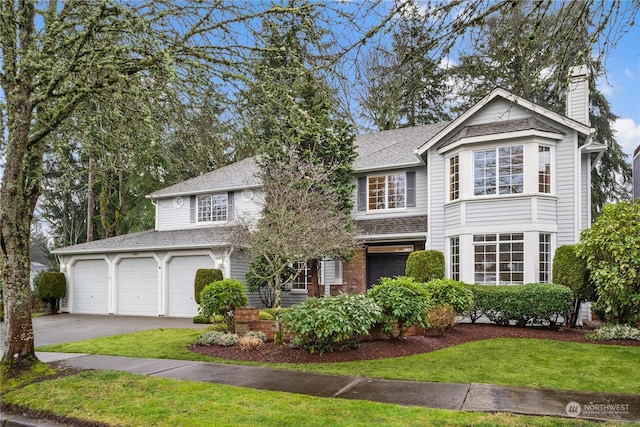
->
[[239, 4, 357, 299], [450, 1, 631, 216], [360, 1, 451, 130]]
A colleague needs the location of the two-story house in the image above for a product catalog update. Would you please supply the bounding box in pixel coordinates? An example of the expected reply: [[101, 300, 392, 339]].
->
[[54, 66, 604, 318]]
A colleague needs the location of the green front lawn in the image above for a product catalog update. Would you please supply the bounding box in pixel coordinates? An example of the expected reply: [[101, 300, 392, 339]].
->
[[0, 366, 622, 427], [37, 328, 640, 394]]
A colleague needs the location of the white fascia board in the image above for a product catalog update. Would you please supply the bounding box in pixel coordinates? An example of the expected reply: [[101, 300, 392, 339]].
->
[[146, 184, 262, 200], [417, 88, 592, 156], [52, 242, 232, 255], [357, 232, 427, 242], [437, 130, 565, 155], [353, 160, 424, 174]]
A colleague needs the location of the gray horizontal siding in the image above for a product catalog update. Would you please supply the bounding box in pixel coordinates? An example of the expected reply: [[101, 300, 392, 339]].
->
[[157, 190, 264, 232], [465, 98, 532, 126], [444, 204, 461, 229], [429, 152, 446, 251], [556, 134, 577, 245], [466, 198, 531, 226], [537, 198, 557, 223]]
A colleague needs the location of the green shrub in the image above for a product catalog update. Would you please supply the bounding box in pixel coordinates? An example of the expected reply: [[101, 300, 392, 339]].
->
[[462, 284, 573, 327], [366, 276, 431, 338], [194, 269, 223, 305], [259, 310, 275, 320], [585, 324, 640, 341], [36, 271, 66, 313], [423, 279, 473, 314], [405, 250, 445, 282], [553, 245, 593, 327], [577, 201, 640, 325], [192, 315, 211, 324], [552, 245, 592, 300], [204, 323, 228, 332], [196, 331, 239, 347], [199, 278, 248, 332], [280, 293, 382, 354], [427, 304, 457, 336], [261, 307, 287, 318]]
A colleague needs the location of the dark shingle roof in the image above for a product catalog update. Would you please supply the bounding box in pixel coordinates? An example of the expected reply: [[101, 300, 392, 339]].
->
[[52, 227, 237, 255], [148, 157, 260, 199], [354, 123, 449, 171], [356, 215, 428, 236], [440, 117, 564, 148]]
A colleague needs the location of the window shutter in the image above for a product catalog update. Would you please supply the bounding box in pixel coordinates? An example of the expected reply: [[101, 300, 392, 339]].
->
[[227, 192, 234, 220], [190, 195, 196, 223], [357, 177, 367, 211], [406, 171, 416, 207]]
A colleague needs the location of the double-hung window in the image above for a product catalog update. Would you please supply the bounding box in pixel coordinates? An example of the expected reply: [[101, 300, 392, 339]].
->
[[368, 174, 406, 210], [474, 145, 523, 196], [197, 193, 228, 222]]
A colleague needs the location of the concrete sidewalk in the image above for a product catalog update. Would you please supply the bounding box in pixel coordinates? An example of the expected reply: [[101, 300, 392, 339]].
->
[[26, 351, 639, 423]]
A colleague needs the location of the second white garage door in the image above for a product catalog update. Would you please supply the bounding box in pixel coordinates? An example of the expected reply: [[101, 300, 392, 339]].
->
[[117, 257, 159, 316], [168, 255, 215, 317]]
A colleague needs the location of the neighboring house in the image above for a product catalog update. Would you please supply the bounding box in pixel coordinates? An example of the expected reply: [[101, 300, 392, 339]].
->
[[634, 144, 640, 200], [53, 66, 604, 318], [30, 262, 49, 292]]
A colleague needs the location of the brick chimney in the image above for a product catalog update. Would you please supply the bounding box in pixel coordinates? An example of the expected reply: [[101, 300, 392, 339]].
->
[[566, 65, 590, 125]]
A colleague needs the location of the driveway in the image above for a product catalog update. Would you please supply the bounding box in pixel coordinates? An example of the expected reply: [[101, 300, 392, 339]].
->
[[0, 314, 207, 351]]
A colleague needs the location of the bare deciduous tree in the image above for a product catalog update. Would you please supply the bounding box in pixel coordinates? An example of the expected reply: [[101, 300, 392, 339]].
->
[[231, 150, 359, 344]]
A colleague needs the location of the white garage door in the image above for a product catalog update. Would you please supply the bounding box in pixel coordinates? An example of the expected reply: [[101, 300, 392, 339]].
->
[[73, 259, 109, 314], [168, 255, 215, 317], [117, 257, 159, 316]]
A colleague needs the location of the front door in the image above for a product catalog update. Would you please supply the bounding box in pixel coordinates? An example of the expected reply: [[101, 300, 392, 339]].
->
[[366, 253, 409, 289]]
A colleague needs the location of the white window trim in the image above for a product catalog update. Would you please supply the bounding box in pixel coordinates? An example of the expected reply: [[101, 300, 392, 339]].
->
[[448, 155, 460, 202], [473, 233, 525, 285], [196, 193, 228, 223], [366, 172, 407, 212], [472, 144, 524, 198]]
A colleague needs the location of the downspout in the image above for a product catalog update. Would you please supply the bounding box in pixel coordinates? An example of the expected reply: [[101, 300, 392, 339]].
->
[[578, 130, 602, 229], [149, 197, 158, 231]]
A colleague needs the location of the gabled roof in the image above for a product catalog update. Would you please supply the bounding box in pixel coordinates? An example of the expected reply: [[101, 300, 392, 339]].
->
[[417, 88, 593, 156], [52, 227, 236, 255], [439, 117, 564, 149], [148, 156, 260, 199], [354, 122, 448, 172]]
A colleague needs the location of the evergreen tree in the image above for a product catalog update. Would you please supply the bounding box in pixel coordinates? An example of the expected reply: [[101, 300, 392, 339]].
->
[[360, 1, 451, 130], [450, 1, 631, 216], [240, 5, 357, 299]]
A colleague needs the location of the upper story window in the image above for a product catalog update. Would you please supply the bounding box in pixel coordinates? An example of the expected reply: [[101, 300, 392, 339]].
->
[[357, 172, 415, 212], [368, 174, 406, 210], [197, 193, 228, 222], [474, 145, 523, 196], [538, 146, 551, 193], [449, 155, 460, 201]]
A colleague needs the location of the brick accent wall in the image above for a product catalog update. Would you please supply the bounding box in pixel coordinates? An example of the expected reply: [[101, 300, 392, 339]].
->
[[342, 248, 367, 294]]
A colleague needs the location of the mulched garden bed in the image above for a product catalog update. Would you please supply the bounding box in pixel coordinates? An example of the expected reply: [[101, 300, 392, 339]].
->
[[188, 322, 640, 364]]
